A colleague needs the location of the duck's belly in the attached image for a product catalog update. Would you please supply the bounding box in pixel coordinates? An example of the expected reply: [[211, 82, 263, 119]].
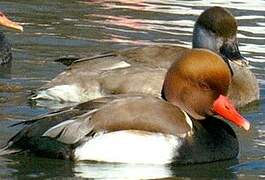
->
[[74, 130, 183, 164]]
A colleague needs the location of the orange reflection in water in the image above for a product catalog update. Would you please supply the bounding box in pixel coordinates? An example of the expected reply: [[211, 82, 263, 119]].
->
[[80, 0, 187, 45], [80, 0, 149, 11], [86, 0, 145, 3], [91, 14, 147, 30]]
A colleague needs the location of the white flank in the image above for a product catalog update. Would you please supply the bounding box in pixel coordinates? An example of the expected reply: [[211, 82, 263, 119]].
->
[[74, 130, 182, 164], [101, 61, 131, 71], [33, 85, 103, 102]]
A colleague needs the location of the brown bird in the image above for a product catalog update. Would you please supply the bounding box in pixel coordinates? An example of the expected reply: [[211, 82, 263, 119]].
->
[[1, 49, 250, 164], [31, 6, 259, 108]]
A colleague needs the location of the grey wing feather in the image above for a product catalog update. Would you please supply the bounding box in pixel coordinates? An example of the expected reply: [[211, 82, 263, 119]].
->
[[42, 111, 97, 144], [4, 96, 118, 149]]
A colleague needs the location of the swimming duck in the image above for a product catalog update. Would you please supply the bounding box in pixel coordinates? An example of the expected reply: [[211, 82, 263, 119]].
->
[[1, 49, 250, 164], [31, 6, 259, 108], [0, 11, 23, 65]]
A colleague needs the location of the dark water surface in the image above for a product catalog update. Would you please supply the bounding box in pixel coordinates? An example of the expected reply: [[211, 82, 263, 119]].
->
[[0, 0, 264, 179]]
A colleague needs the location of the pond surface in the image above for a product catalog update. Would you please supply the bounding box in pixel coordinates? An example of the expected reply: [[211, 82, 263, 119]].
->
[[0, 0, 264, 179]]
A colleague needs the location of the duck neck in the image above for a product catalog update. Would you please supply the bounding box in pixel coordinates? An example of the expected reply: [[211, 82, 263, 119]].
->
[[192, 23, 221, 52], [192, 24, 234, 75], [161, 86, 205, 120]]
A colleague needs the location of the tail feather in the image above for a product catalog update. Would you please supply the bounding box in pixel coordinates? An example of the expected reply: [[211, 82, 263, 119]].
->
[[53, 51, 115, 66], [72, 52, 115, 64], [0, 141, 22, 156], [30, 85, 86, 102], [54, 55, 82, 66]]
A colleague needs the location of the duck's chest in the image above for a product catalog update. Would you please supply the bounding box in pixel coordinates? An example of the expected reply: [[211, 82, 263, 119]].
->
[[173, 119, 239, 164]]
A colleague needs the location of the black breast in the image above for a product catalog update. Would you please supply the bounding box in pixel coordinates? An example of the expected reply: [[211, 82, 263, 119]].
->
[[173, 116, 239, 164], [0, 32, 12, 65]]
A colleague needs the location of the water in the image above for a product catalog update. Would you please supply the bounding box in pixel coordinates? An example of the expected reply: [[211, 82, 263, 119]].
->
[[0, 0, 264, 179]]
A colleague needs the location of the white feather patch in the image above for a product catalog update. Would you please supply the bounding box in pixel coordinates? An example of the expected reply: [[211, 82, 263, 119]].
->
[[33, 85, 103, 102], [101, 61, 131, 71], [74, 130, 182, 164], [178, 111, 193, 138], [183, 111, 193, 129]]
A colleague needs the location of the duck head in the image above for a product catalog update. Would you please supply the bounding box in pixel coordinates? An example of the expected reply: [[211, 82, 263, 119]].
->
[[163, 49, 250, 130], [192, 7, 246, 65], [0, 12, 23, 32]]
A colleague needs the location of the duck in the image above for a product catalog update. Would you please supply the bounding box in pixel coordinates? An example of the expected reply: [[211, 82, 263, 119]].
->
[[31, 6, 259, 108], [1, 49, 250, 164], [0, 11, 23, 65]]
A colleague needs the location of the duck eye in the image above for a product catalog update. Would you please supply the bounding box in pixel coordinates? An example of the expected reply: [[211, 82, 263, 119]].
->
[[199, 81, 210, 90]]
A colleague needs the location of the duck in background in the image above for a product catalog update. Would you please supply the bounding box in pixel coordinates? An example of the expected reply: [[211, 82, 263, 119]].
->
[[0, 11, 23, 65], [1, 49, 250, 164], [31, 6, 259, 108]]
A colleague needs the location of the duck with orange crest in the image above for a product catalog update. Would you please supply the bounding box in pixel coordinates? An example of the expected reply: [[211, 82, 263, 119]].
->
[[1, 49, 250, 164]]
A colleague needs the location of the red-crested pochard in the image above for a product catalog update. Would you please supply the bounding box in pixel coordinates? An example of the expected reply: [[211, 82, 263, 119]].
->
[[0, 11, 23, 65], [2, 49, 250, 164], [31, 6, 259, 108]]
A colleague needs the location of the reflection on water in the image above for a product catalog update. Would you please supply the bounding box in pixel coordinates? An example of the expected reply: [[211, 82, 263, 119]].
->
[[74, 162, 173, 179], [0, 155, 238, 179], [0, 0, 264, 179], [74, 160, 238, 179], [230, 160, 265, 178]]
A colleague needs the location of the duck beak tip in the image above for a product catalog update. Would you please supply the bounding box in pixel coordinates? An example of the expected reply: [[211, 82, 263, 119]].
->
[[18, 25, 23, 32], [242, 120, 250, 131]]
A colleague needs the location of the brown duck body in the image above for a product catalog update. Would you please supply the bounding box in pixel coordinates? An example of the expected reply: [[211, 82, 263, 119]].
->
[[31, 7, 259, 108], [34, 45, 258, 108], [0, 95, 238, 164], [1, 49, 249, 164]]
